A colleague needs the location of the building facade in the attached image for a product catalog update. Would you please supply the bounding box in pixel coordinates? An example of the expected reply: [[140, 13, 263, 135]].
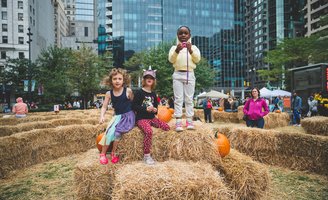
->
[[104, 0, 245, 91], [244, 0, 305, 88], [61, 0, 98, 52], [53, 0, 70, 47], [0, 0, 54, 64], [304, 0, 328, 36]]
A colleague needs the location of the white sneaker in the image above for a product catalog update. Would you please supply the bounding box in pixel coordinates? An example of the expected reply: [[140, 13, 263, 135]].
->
[[175, 121, 184, 132], [144, 155, 155, 165]]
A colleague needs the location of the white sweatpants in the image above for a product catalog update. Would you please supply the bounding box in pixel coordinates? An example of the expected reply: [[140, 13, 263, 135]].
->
[[172, 71, 195, 118]]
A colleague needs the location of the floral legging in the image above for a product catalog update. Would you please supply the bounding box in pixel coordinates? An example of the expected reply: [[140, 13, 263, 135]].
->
[[136, 118, 170, 154]]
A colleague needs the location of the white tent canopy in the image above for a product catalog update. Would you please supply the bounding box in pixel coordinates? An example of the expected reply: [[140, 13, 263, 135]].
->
[[271, 89, 291, 97], [198, 90, 229, 99], [259, 87, 272, 98]]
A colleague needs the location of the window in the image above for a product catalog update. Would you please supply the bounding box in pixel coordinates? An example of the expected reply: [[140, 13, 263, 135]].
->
[[19, 52, 25, 59], [84, 27, 88, 37], [2, 24, 7, 32], [2, 36, 8, 43], [18, 1, 23, 9], [1, 51, 6, 59], [18, 37, 24, 44], [18, 13, 23, 21], [1, 0, 7, 7], [18, 25, 24, 33], [2, 11, 7, 20]]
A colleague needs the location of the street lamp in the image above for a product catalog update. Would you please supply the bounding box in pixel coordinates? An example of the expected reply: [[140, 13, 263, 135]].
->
[[27, 27, 33, 102]]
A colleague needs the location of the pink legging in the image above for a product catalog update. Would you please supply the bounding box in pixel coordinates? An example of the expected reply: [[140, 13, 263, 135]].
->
[[136, 118, 170, 154]]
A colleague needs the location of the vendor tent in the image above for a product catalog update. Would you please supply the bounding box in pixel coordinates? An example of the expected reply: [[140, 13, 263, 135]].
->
[[271, 89, 291, 97], [259, 87, 272, 98], [198, 90, 229, 99]]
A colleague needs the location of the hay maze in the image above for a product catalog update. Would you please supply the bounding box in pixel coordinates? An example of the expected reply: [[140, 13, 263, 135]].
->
[[1, 107, 327, 199]]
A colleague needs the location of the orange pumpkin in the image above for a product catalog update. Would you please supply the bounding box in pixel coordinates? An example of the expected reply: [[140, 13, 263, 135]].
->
[[96, 133, 113, 152], [218, 107, 223, 111], [96, 133, 104, 152], [216, 133, 230, 157], [168, 108, 174, 114], [157, 106, 172, 122], [275, 110, 281, 113]]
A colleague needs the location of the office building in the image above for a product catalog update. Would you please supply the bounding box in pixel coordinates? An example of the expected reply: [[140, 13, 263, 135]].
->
[[105, 0, 245, 90], [53, 0, 70, 47], [244, 0, 305, 88], [61, 0, 98, 52], [0, 0, 54, 64], [304, 0, 328, 36]]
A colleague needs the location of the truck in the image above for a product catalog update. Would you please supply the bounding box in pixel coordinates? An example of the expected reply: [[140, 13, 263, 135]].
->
[[289, 63, 328, 116]]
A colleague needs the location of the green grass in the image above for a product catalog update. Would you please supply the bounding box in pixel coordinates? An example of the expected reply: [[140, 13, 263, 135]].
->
[[269, 166, 328, 200]]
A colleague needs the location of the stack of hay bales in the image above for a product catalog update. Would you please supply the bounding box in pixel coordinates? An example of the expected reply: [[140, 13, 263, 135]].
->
[[0, 123, 107, 178], [301, 116, 328, 136], [212, 110, 239, 123], [218, 126, 328, 175], [74, 123, 270, 200]]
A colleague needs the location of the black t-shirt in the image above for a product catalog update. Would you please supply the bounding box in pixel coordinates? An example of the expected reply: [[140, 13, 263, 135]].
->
[[132, 89, 158, 121]]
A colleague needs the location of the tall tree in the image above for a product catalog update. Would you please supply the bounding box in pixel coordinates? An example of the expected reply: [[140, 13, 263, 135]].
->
[[68, 45, 109, 108], [1, 58, 30, 99], [36, 46, 73, 103]]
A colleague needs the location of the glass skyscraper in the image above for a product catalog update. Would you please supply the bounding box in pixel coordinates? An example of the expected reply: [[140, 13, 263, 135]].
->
[[106, 0, 245, 90]]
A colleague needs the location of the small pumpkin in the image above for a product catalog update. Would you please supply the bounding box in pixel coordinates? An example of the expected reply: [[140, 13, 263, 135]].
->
[[275, 110, 281, 113], [218, 107, 223, 111], [215, 132, 230, 157], [96, 133, 104, 152], [157, 106, 172, 122], [96, 133, 112, 152], [168, 108, 174, 114]]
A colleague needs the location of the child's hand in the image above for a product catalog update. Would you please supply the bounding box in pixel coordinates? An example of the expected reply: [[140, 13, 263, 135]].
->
[[147, 106, 154, 112], [175, 43, 184, 53], [152, 107, 157, 113], [99, 116, 105, 124], [186, 42, 193, 54]]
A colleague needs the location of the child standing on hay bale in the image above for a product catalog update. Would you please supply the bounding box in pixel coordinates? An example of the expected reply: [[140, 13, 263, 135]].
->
[[168, 25, 201, 132], [12, 97, 28, 118], [243, 87, 269, 128], [132, 67, 170, 165], [98, 68, 135, 165]]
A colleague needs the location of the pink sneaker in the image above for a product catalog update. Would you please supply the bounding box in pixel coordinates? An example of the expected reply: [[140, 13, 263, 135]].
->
[[186, 119, 195, 130], [99, 153, 108, 165], [111, 153, 120, 164]]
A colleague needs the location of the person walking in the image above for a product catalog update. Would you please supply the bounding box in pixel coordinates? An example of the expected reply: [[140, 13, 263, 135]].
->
[[291, 91, 302, 126], [243, 87, 269, 128]]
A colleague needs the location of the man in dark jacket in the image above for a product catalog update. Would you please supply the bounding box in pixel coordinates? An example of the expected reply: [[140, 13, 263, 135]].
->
[[291, 91, 302, 126]]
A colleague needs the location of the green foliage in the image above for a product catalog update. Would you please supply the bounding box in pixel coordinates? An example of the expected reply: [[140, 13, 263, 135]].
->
[[68, 45, 109, 105], [124, 41, 214, 97], [36, 46, 73, 103], [259, 26, 328, 88]]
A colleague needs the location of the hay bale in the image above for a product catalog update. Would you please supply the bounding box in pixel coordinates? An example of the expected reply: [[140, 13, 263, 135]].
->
[[237, 106, 244, 120], [301, 116, 328, 136], [112, 160, 232, 200], [263, 112, 290, 129], [219, 149, 270, 200], [219, 127, 328, 175], [212, 110, 239, 123], [0, 124, 103, 178], [117, 121, 222, 168], [74, 149, 120, 200]]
